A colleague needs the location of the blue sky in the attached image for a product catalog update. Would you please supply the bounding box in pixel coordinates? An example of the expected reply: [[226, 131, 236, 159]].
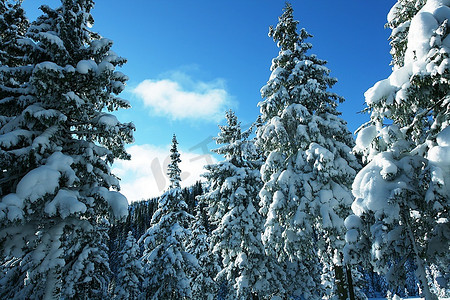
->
[[22, 0, 395, 201]]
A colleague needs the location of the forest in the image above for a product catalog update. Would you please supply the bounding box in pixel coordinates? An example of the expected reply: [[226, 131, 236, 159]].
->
[[0, 0, 449, 299]]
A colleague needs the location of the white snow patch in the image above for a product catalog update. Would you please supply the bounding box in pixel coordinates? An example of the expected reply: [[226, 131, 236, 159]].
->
[[405, 11, 438, 64], [45, 189, 86, 219], [344, 215, 362, 229], [76, 60, 98, 74], [355, 125, 377, 152], [351, 152, 402, 221], [98, 114, 119, 127]]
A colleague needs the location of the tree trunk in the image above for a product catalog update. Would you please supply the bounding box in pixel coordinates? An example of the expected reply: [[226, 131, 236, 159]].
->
[[334, 264, 347, 300], [403, 213, 437, 300], [346, 265, 355, 300]]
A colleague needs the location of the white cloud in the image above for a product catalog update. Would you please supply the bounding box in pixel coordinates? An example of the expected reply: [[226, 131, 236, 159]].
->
[[132, 72, 235, 121], [113, 144, 217, 202]]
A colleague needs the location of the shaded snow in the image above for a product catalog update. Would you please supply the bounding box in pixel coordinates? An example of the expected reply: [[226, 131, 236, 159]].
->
[[365, 0, 450, 107], [76, 59, 98, 74], [44, 189, 86, 219]]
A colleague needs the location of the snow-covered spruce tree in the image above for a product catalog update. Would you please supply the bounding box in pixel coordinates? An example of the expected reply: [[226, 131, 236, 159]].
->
[[186, 204, 220, 300], [256, 3, 360, 299], [0, 1, 133, 298], [168, 134, 182, 189], [199, 110, 286, 299], [0, 0, 30, 196], [345, 0, 449, 299], [0, 0, 28, 68], [139, 134, 197, 300], [114, 231, 144, 300], [385, 0, 426, 67]]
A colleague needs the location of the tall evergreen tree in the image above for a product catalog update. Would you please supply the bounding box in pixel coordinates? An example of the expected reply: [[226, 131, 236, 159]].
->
[[0, 0, 30, 198], [114, 232, 143, 300], [186, 204, 219, 300], [0, 1, 133, 298], [139, 134, 197, 299], [200, 110, 286, 299], [346, 0, 449, 299], [168, 134, 182, 189], [256, 3, 360, 299], [0, 0, 28, 68], [385, 0, 426, 67]]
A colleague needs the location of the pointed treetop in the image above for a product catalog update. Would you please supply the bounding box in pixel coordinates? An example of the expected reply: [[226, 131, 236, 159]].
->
[[259, 2, 342, 123], [269, 2, 312, 53], [0, 0, 29, 67], [213, 109, 255, 164], [167, 134, 181, 189], [214, 110, 241, 146]]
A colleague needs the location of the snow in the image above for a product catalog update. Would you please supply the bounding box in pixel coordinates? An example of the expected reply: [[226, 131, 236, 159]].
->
[[0, 152, 76, 221], [32, 126, 58, 153], [89, 38, 113, 54], [364, 66, 412, 106], [271, 191, 285, 210], [320, 205, 332, 228], [0, 194, 24, 221], [433, 5, 450, 23], [436, 125, 450, 146], [33, 109, 67, 122], [387, 1, 402, 23], [405, 11, 438, 64], [351, 152, 405, 221], [35, 61, 61, 72], [344, 214, 362, 230], [98, 114, 119, 127], [319, 189, 333, 204], [369, 298, 450, 300], [0, 129, 33, 148], [76, 59, 98, 74], [16, 165, 63, 202], [428, 140, 450, 166], [366, 0, 450, 108], [345, 229, 359, 243], [99, 189, 128, 220], [98, 61, 114, 73], [44, 189, 86, 219], [45, 152, 78, 185], [428, 126, 450, 196], [38, 32, 64, 49]]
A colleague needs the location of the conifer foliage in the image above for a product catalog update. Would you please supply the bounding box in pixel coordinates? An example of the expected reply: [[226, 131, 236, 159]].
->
[[0, 0, 133, 298], [1, 1, 448, 299], [346, 0, 449, 299], [0, 0, 28, 67], [186, 204, 219, 300], [200, 110, 285, 299], [139, 134, 197, 299], [256, 3, 359, 299], [114, 231, 143, 300]]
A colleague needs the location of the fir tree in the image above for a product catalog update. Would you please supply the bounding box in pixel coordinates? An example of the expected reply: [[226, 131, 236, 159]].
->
[[0, 0, 28, 68], [256, 3, 360, 299], [168, 134, 182, 189], [186, 204, 219, 300], [346, 0, 449, 299], [200, 110, 286, 299], [0, 1, 133, 298], [114, 232, 143, 300], [139, 134, 197, 299], [0, 0, 30, 198], [385, 0, 426, 67]]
